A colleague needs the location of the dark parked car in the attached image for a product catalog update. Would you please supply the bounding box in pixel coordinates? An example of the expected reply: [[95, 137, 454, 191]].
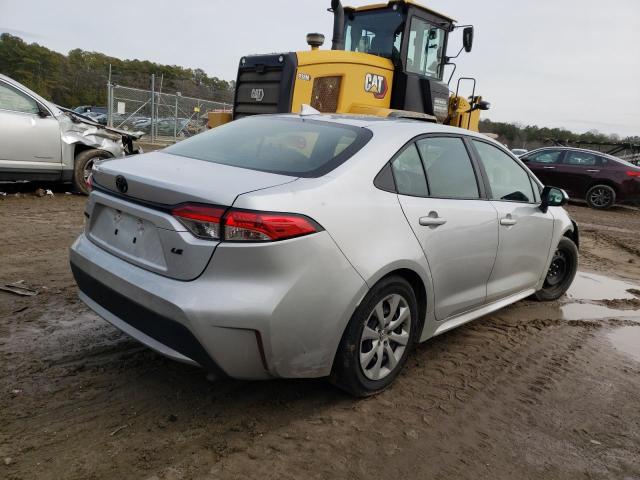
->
[[521, 147, 640, 209], [73, 105, 108, 115]]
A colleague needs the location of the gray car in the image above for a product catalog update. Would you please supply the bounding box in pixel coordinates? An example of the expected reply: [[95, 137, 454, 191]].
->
[[70, 113, 579, 396], [0, 74, 143, 194]]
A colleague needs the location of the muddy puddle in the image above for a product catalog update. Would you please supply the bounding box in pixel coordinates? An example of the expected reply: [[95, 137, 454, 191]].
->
[[608, 326, 640, 363], [503, 271, 640, 323], [566, 272, 639, 301]]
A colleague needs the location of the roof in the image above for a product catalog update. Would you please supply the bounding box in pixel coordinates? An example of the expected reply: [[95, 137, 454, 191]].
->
[[526, 145, 622, 161], [345, 0, 456, 22], [271, 112, 492, 140]]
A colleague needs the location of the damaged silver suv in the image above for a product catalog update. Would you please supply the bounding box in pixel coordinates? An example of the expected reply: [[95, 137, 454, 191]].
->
[[0, 74, 143, 194]]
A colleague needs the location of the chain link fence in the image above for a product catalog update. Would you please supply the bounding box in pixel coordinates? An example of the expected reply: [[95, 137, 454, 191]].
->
[[107, 83, 232, 144]]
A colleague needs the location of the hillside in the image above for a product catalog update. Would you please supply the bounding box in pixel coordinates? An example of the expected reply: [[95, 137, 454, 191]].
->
[[0, 33, 234, 107]]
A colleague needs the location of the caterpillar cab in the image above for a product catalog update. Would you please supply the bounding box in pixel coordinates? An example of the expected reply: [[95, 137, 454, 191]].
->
[[216, 0, 489, 131]]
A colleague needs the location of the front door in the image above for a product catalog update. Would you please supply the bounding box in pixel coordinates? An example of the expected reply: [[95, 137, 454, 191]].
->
[[471, 140, 554, 301], [557, 150, 602, 198], [0, 80, 62, 175], [392, 136, 498, 320]]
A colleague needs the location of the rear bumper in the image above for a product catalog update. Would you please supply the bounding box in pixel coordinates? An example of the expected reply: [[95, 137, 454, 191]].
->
[[69, 230, 367, 380], [71, 263, 227, 376]]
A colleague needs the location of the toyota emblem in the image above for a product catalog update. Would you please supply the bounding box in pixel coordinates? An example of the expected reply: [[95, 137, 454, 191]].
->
[[115, 175, 128, 193]]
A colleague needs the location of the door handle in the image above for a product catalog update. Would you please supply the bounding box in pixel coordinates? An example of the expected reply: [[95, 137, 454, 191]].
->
[[419, 211, 447, 227], [586, 169, 600, 173], [500, 215, 517, 226], [543, 166, 556, 169]]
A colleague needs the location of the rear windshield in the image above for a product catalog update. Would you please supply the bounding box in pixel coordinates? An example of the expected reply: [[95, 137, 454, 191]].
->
[[164, 116, 372, 177]]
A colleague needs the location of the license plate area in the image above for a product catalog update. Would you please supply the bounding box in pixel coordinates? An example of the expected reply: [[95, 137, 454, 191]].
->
[[88, 204, 167, 270]]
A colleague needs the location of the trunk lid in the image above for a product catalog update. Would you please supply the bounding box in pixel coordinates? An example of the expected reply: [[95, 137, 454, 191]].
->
[[87, 151, 296, 280], [92, 150, 296, 205]]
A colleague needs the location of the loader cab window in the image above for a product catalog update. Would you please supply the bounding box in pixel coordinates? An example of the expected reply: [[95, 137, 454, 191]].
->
[[344, 9, 404, 62], [406, 17, 445, 79]]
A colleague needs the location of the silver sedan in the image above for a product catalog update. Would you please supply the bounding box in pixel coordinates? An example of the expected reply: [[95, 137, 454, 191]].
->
[[70, 113, 578, 396]]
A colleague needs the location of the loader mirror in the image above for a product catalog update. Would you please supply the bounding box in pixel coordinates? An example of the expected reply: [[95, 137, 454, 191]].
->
[[463, 26, 474, 52]]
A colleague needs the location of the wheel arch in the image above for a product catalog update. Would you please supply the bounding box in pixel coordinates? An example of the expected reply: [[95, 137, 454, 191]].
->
[[357, 264, 431, 340], [587, 179, 618, 195], [563, 220, 579, 250], [73, 143, 98, 158], [386, 268, 428, 335]]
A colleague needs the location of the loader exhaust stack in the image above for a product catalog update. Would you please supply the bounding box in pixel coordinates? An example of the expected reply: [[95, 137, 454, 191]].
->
[[331, 0, 345, 50]]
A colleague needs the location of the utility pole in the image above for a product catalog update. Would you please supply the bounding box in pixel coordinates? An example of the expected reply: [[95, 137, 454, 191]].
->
[[107, 64, 113, 127], [150, 74, 155, 143]]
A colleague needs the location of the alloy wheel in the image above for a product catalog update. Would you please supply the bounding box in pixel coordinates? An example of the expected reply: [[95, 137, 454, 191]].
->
[[589, 187, 612, 208], [83, 156, 108, 182], [359, 294, 411, 381]]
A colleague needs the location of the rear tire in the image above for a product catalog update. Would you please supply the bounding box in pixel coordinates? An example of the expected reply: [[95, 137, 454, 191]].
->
[[73, 149, 111, 195], [534, 237, 578, 301], [586, 184, 615, 209], [330, 276, 419, 397]]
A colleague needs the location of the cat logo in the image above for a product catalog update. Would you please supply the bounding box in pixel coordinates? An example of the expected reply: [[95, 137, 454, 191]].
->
[[250, 88, 265, 102], [364, 73, 388, 99]]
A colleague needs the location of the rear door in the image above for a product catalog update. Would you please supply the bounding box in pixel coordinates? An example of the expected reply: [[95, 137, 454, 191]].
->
[[0, 80, 62, 175], [471, 140, 554, 301], [393, 136, 499, 320], [522, 149, 565, 186], [559, 150, 602, 197]]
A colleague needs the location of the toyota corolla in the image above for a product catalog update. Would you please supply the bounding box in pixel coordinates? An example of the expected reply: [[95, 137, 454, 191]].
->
[[70, 113, 578, 396]]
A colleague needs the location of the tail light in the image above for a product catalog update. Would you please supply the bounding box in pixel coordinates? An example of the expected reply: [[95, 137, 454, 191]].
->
[[172, 204, 225, 240], [172, 204, 320, 242], [224, 209, 319, 241], [626, 171, 640, 177]]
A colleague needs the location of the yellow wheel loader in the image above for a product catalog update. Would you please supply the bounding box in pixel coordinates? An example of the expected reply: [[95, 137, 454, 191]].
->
[[210, 0, 489, 131]]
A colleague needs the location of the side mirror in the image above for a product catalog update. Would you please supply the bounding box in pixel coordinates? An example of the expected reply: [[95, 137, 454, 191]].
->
[[463, 26, 474, 53], [540, 186, 568, 213]]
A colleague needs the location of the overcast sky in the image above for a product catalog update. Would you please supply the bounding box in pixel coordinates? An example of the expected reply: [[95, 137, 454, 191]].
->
[[1, 0, 639, 136]]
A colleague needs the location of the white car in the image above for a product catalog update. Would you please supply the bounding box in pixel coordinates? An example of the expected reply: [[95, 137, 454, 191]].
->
[[0, 74, 143, 194]]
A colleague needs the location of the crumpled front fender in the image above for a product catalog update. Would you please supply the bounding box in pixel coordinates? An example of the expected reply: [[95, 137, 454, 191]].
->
[[59, 115, 126, 158]]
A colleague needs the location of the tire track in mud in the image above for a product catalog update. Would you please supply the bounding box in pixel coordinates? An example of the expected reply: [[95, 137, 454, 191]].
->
[[200, 317, 615, 480], [2, 197, 640, 480]]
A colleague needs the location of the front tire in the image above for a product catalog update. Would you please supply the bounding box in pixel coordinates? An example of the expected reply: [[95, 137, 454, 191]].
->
[[586, 184, 615, 209], [73, 149, 111, 195], [534, 237, 578, 301], [331, 276, 419, 397]]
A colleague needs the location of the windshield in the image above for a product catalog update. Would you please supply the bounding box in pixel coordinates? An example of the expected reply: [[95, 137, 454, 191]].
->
[[164, 116, 373, 177], [344, 9, 404, 62]]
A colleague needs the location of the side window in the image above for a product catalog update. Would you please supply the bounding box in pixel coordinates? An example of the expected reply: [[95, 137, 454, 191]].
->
[[417, 137, 479, 199], [566, 151, 597, 166], [0, 82, 39, 114], [528, 150, 563, 164], [473, 140, 535, 203], [391, 144, 429, 197], [406, 17, 445, 78]]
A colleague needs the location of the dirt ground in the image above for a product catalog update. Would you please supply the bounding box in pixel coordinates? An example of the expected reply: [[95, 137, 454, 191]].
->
[[1, 194, 639, 480]]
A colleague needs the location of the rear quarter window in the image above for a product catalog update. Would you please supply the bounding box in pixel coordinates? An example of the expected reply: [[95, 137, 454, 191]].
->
[[163, 116, 372, 177]]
